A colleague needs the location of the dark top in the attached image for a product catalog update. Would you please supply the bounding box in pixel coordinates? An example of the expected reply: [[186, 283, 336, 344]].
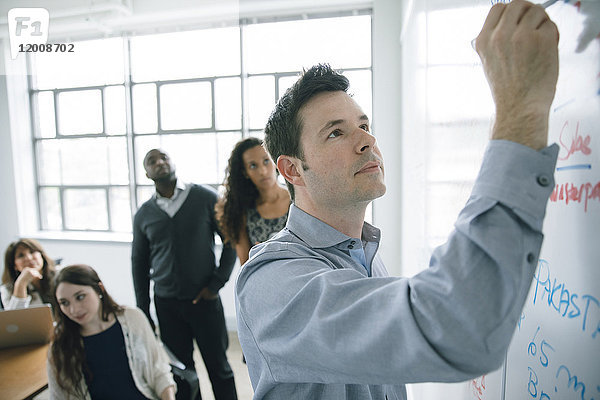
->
[[246, 207, 288, 245], [131, 184, 237, 320], [83, 320, 148, 400]]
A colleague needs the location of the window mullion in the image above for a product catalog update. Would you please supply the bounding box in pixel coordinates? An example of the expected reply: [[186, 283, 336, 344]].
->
[[124, 37, 139, 220], [240, 23, 249, 138]]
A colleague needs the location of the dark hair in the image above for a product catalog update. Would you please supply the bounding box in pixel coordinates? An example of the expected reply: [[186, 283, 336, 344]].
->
[[50, 264, 123, 398], [264, 63, 349, 201], [2, 238, 55, 301], [215, 137, 263, 244]]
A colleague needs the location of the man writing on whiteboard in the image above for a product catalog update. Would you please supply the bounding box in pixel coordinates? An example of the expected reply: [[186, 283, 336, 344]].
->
[[236, 1, 560, 399]]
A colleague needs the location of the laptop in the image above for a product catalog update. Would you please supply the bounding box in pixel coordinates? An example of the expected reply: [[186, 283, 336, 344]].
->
[[0, 304, 54, 349]]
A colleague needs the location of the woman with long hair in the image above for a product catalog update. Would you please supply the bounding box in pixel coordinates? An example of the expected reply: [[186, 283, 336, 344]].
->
[[1, 238, 55, 309], [48, 264, 175, 400], [216, 137, 290, 265]]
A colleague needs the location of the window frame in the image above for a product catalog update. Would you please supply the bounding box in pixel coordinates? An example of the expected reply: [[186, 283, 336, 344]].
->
[[26, 9, 374, 236]]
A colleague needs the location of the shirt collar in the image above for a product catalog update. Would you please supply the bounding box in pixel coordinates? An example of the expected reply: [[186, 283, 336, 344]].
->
[[286, 204, 381, 249], [154, 179, 187, 200]]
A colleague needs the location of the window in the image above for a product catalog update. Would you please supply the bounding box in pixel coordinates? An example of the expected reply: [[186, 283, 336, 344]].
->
[[401, 3, 493, 277], [28, 12, 372, 234]]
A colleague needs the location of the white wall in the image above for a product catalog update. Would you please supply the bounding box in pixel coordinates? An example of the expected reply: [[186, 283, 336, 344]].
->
[[372, 0, 403, 277], [0, 69, 19, 252]]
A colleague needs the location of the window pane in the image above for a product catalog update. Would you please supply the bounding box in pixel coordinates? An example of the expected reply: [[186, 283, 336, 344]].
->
[[104, 86, 127, 135], [161, 133, 218, 183], [248, 76, 275, 130], [248, 130, 265, 141], [428, 123, 487, 182], [245, 16, 371, 74], [57, 90, 103, 135], [426, 183, 473, 248], [136, 186, 155, 207], [130, 28, 240, 82], [63, 189, 108, 230], [134, 135, 161, 183], [39, 187, 62, 230], [33, 37, 125, 89], [132, 84, 158, 134], [428, 65, 493, 123], [215, 78, 241, 130], [428, 7, 486, 66], [216, 131, 243, 183], [37, 91, 56, 138], [160, 82, 212, 130], [136, 133, 220, 184], [37, 140, 62, 185], [278, 75, 298, 99], [345, 70, 372, 122], [109, 187, 132, 232], [59, 138, 109, 185], [107, 137, 129, 184]]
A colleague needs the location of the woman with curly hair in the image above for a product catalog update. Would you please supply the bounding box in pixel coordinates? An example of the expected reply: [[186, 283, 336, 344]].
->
[[216, 137, 290, 265], [48, 264, 175, 400], [1, 238, 56, 309]]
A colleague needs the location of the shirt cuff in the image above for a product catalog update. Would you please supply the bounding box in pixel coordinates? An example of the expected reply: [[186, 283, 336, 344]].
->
[[7, 295, 32, 310], [471, 140, 559, 231]]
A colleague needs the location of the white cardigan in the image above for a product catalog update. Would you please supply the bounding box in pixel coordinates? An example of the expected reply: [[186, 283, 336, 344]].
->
[[47, 306, 175, 400]]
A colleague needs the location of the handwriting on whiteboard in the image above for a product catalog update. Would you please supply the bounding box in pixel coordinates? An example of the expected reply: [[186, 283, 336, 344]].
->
[[526, 325, 599, 400], [471, 375, 487, 400], [549, 181, 600, 212], [532, 259, 600, 340], [558, 121, 592, 161]]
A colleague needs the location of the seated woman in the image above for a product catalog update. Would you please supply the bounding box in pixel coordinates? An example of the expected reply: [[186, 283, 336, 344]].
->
[[216, 137, 290, 265], [48, 264, 176, 400], [1, 238, 56, 309]]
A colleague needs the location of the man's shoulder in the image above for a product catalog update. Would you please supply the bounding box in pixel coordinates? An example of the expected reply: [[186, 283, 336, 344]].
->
[[240, 229, 332, 280], [187, 184, 218, 202], [249, 228, 306, 256], [133, 197, 157, 219]]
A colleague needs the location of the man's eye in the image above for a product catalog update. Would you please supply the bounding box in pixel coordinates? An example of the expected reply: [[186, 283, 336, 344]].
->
[[360, 124, 370, 132], [328, 129, 342, 138]]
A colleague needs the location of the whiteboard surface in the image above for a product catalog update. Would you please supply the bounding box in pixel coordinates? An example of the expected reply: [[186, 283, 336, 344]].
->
[[504, 2, 600, 400]]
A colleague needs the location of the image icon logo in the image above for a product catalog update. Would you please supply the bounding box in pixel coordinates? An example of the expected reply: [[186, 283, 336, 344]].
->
[[7, 8, 49, 60]]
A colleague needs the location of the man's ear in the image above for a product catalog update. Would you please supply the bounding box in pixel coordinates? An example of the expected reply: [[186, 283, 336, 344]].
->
[[277, 156, 305, 187]]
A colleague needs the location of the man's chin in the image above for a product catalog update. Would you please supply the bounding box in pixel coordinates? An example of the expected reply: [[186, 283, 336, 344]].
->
[[358, 184, 386, 203], [155, 173, 176, 183]]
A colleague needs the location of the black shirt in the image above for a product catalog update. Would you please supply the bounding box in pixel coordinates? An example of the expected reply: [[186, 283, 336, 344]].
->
[[83, 320, 148, 400]]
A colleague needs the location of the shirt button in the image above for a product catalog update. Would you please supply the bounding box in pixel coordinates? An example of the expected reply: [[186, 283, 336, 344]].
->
[[348, 245, 354, 249], [350, 240, 356, 245], [527, 253, 536, 263], [537, 175, 550, 187]]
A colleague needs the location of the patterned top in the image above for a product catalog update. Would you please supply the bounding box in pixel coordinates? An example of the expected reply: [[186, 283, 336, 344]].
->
[[246, 207, 288, 245]]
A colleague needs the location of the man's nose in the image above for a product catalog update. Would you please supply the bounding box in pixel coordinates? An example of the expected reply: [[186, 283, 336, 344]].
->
[[355, 127, 376, 153]]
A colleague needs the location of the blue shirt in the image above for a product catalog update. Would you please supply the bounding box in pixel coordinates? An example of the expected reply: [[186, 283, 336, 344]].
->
[[236, 140, 559, 400]]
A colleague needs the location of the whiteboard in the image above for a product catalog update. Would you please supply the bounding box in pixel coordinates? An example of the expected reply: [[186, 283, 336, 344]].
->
[[406, 2, 600, 399], [503, 2, 600, 400]]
